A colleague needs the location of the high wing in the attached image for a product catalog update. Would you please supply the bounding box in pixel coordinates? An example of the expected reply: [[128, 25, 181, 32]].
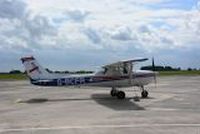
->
[[102, 58, 148, 68]]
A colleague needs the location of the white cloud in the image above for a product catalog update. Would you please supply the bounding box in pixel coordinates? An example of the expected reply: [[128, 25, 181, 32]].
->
[[65, 10, 90, 23], [0, 0, 200, 71], [0, 0, 27, 19], [0, 0, 57, 51], [110, 26, 133, 41], [82, 27, 101, 44]]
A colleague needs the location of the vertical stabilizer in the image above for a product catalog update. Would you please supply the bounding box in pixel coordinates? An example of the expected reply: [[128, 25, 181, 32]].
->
[[21, 56, 50, 80]]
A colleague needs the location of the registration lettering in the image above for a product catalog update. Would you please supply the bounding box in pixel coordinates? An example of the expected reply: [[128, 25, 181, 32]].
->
[[57, 77, 91, 86]]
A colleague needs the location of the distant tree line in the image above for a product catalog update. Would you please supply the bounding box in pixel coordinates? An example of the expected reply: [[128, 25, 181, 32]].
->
[[9, 70, 24, 74], [141, 66, 199, 71]]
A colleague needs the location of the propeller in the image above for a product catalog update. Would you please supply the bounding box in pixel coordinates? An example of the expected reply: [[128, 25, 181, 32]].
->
[[152, 57, 155, 71], [152, 57, 157, 88]]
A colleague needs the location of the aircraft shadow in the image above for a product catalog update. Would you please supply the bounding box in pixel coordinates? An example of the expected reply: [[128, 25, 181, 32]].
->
[[18, 98, 94, 104], [91, 93, 145, 111], [18, 94, 146, 111]]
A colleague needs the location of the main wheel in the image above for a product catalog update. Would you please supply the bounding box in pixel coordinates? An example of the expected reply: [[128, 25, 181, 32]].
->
[[117, 91, 125, 99], [141, 90, 148, 98], [110, 89, 117, 97]]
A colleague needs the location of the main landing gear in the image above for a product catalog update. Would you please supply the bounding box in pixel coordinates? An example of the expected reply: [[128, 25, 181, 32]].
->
[[110, 87, 125, 99], [110, 86, 149, 100]]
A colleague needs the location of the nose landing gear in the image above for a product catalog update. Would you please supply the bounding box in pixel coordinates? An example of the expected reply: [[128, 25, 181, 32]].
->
[[140, 86, 149, 98]]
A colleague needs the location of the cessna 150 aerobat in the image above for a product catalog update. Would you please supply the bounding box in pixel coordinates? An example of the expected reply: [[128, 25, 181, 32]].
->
[[21, 56, 157, 99]]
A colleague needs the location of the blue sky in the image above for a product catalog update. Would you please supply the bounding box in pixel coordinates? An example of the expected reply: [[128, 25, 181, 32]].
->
[[0, 0, 200, 72]]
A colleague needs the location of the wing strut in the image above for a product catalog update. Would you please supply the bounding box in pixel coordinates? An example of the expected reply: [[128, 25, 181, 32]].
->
[[128, 62, 133, 85]]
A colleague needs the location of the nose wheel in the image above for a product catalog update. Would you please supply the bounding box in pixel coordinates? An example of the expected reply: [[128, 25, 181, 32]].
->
[[140, 86, 148, 98], [110, 88, 126, 99], [141, 90, 148, 98]]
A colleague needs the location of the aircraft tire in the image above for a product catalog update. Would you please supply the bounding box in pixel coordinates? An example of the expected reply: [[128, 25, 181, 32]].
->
[[110, 89, 117, 97], [117, 91, 125, 99], [141, 90, 148, 98]]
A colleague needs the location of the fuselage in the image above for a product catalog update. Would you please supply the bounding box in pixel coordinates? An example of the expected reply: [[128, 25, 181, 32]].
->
[[30, 70, 156, 88]]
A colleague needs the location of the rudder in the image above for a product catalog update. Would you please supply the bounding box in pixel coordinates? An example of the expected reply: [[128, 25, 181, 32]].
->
[[21, 56, 50, 80]]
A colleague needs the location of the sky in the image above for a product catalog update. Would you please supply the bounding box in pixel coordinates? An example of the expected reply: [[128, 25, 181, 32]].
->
[[0, 0, 200, 72]]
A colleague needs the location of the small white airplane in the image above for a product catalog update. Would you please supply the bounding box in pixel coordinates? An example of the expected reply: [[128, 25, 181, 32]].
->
[[21, 56, 157, 99]]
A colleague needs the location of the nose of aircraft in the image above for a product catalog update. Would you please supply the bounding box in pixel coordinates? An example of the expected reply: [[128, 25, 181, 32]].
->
[[136, 70, 158, 85]]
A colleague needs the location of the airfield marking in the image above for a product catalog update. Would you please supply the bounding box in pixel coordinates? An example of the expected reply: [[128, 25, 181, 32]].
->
[[1, 124, 200, 132]]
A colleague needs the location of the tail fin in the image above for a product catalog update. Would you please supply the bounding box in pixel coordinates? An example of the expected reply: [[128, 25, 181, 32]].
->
[[21, 56, 50, 80]]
